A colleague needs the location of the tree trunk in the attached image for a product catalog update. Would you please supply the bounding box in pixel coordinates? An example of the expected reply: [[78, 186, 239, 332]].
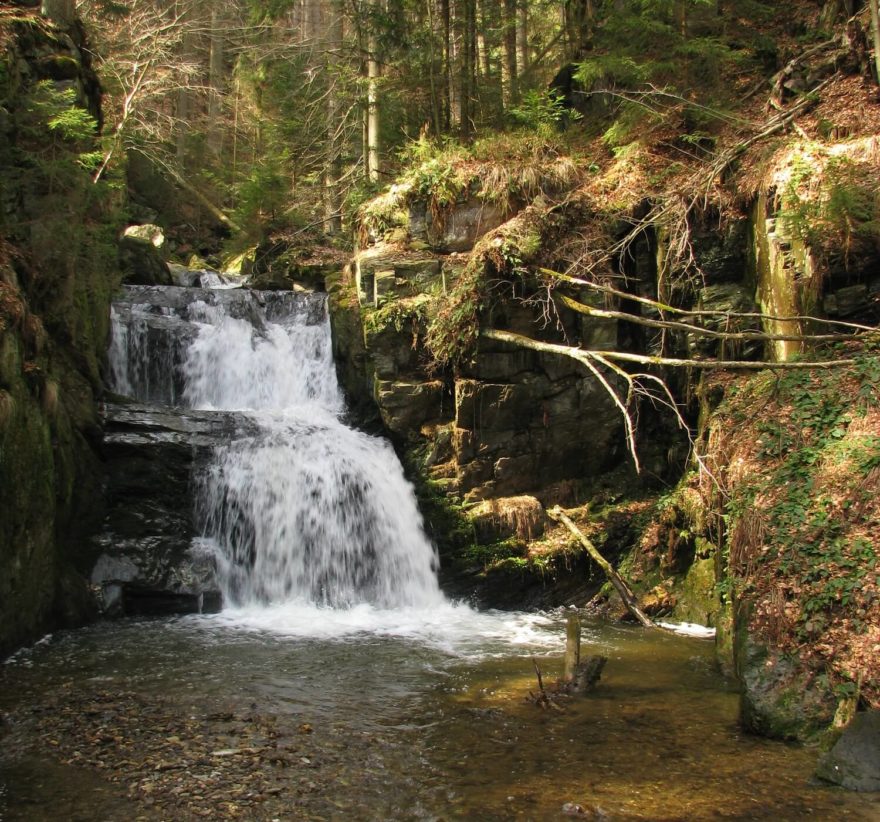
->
[[207, 6, 225, 158], [367, 18, 381, 182], [324, 0, 344, 233], [870, 0, 880, 84], [41, 0, 75, 25], [426, 0, 442, 133], [516, 0, 528, 77], [502, 0, 518, 106], [441, 0, 453, 129], [175, 1, 194, 167], [459, 0, 476, 140]]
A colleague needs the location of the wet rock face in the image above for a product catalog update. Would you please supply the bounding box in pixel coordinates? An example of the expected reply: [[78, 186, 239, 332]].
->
[[409, 195, 508, 253], [0, 13, 118, 657], [452, 355, 622, 500], [335, 239, 628, 501], [87, 403, 247, 616]]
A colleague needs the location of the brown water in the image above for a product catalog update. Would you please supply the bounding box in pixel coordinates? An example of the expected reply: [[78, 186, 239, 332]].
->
[[0, 613, 875, 821]]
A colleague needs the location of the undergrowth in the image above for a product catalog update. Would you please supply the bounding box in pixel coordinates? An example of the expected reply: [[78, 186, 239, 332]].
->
[[711, 344, 880, 705]]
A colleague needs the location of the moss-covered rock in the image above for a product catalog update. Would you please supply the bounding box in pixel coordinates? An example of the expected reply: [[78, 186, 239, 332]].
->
[[0, 12, 121, 657], [738, 632, 837, 741], [119, 224, 172, 286]]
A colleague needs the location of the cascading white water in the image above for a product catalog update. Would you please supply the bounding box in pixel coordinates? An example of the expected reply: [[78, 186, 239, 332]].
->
[[109, 285, 444, 611]]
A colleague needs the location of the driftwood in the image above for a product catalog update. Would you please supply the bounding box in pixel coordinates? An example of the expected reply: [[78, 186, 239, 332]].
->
[[548, 506, 655, 629]]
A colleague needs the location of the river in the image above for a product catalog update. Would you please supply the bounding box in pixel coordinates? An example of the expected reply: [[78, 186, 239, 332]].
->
[[0, 280, 874, 820]]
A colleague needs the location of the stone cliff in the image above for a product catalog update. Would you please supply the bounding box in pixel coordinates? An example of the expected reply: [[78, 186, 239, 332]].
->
[[0, 7, 121, 656], [326, 101, 880, 738]]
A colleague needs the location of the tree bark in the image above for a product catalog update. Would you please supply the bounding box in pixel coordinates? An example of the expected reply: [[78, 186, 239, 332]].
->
[[441, 0, 453, 129], [502, 0, 518, 106], [366, 3, 381, 183], [481, 328, 857, 371], [459, 0, 476, 140], [870, 0, 880, 84], [41, 0, 76, 25], [324, 0, 344, 233], [516, 0, 528, 77], [206, 6, 225, 158]]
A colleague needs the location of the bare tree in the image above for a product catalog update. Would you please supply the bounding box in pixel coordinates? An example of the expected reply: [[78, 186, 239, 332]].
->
[[870, 0, 880, 83]]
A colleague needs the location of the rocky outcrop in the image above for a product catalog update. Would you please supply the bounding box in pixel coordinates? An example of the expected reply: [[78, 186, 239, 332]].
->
[[88, 403, 238, 616], [335, 231, 631, 503], [0, 11, 121, 657], [118, 224, 173, 286], [246, 238, 348, 291], [409, 193, 508, 253], [737, 631, 837, 742]]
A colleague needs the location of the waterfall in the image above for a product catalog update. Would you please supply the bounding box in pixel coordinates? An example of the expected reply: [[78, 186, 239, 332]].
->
[[109, 284, 443, 611]]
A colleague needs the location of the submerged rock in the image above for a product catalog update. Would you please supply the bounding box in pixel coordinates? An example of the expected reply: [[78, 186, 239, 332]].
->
[[737, 633, 836, 741]]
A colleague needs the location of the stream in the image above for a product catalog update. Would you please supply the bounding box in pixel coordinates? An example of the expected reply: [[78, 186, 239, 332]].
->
[[0, 281, 875, 820]]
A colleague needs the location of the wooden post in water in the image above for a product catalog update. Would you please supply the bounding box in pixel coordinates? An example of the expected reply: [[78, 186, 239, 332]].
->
[[564, 611, 581, 682]]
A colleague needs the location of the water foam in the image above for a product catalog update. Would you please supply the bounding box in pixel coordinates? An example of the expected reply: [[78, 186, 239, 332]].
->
[[110, 285, 444, 615]]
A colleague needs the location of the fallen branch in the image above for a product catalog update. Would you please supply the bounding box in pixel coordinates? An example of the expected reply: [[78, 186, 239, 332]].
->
[[548, 506, 655, 629], [541, 269, 879, 334], [164, 164, 243, 234], [481, 328, 857, 370], [554, 292, 865, 343]]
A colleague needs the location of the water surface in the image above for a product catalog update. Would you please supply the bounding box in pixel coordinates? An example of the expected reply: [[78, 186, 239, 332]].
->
[[1, 611, 874, 821]]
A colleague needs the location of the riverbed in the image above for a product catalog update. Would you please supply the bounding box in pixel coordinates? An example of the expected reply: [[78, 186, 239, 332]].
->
[[1, 609, 874, 821]]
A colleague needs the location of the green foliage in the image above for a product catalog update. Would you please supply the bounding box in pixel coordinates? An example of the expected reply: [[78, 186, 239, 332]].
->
[[462, 538, 527, 571], [778, 151, 880, 264], [509, 89, 580, 136], [571, 0, 762, 145], [232, 156, 295, 235], [424, 259, 485, 367], [364, 294, 431, 336], [721, 354, 880, 646], [576, 54, 651, 90], [602, 102, 660, 149], [17, 81, 100, 182]]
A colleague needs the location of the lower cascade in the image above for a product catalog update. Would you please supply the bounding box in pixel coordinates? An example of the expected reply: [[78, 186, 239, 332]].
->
[[109, 283, 443, 611]]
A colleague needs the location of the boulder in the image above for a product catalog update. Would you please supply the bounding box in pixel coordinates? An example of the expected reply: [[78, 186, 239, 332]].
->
[[355, 245, 443, 306], [816, 711, 880, 792], [737, 630, 836, 741], [119, 224, 173, 286], [373, 379, 446, 436], [409, 195, 507, 253]]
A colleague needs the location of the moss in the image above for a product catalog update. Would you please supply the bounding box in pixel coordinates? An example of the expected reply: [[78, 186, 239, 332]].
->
[[672, 555, 721, 626], [0, 16, 120, 655]]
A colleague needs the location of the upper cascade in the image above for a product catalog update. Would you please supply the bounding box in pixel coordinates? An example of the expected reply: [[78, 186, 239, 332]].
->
[[108, 283, 443, 610]]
